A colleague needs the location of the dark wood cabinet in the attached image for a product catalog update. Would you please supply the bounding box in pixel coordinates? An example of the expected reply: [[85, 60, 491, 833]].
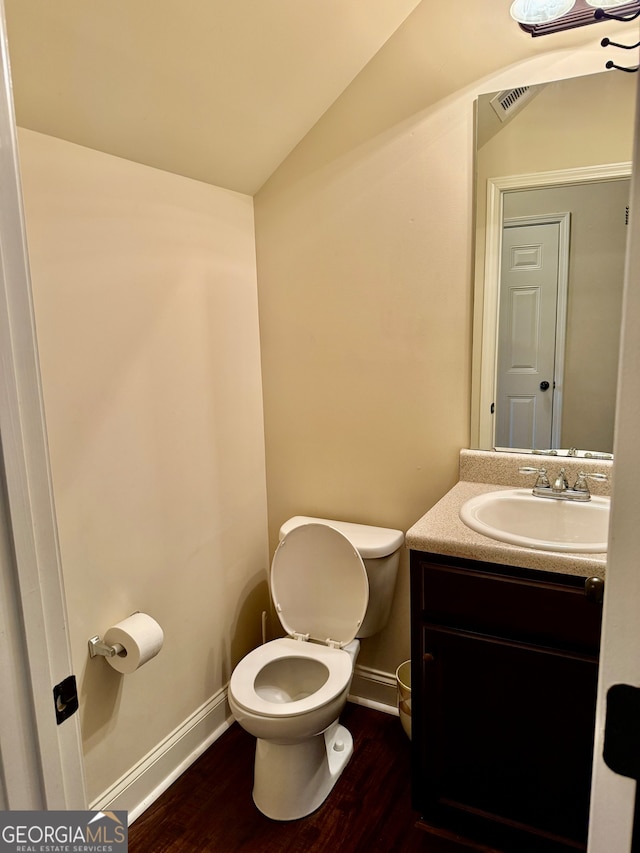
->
[[410, 551, 603, 853]]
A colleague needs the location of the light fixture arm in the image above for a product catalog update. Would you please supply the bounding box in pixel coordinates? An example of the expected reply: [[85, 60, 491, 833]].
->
[[594, 5, 640, 20], [605, 59, 640, 71], [600, 14, 640, 73], [602, 36, 640, 48]]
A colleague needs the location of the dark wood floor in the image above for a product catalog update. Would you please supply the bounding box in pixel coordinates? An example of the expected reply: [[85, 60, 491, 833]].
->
[[128, 702, 481, 853]]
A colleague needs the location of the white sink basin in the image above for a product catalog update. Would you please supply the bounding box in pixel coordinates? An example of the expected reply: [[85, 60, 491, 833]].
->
[[459, 489, 610, 553]]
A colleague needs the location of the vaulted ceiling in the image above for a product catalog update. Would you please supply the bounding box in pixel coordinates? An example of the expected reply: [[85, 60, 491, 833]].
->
[[3, 1, 624, 195], [4, 0, 423, 194]]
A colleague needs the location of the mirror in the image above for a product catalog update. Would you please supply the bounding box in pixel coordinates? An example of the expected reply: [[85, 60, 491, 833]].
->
[[471, 70, 636, 458]]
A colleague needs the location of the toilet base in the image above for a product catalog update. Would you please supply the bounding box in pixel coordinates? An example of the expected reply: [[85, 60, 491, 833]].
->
[[252, 720, 353, 820]]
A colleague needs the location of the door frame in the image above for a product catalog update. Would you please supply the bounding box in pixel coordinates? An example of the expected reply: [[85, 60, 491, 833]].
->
[[476, 162, 632, 450], [498, 213, 570, 450], [587, 80, 640, 852], [0, 1, 86, 808]]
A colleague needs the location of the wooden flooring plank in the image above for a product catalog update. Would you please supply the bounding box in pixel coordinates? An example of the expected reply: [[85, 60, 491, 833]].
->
[[128, 703, 479, 853]]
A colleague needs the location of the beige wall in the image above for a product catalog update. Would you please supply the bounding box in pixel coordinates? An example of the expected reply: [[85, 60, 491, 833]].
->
[[254, 97, 472, 675], [477, 71, 635, 179], [17, 129, 270, 802], [254, 29, 626, 676]]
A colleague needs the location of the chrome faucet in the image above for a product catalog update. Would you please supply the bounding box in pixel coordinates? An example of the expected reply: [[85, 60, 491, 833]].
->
[[519, 467, 608, 502], [552, 467, 569, 493]]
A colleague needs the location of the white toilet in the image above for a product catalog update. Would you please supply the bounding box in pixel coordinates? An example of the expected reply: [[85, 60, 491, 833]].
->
[[228, 516, 404, 821]]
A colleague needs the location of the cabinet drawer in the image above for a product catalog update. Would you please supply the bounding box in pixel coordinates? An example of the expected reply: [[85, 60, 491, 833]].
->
[[414, 554, 601, 653]]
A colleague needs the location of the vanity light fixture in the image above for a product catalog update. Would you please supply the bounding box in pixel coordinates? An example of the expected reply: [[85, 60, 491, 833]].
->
[[512, 0, 640, 35], [586, 0, 637, 7], [510, 0, 577, 24]]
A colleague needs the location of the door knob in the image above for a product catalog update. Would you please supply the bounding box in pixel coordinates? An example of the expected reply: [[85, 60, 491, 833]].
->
[[540, 381, 550, 391]]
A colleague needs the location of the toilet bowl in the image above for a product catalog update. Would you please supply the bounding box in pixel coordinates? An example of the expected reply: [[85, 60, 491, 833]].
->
[[228, 517, 403, 821], [229, 637, 356, 743]]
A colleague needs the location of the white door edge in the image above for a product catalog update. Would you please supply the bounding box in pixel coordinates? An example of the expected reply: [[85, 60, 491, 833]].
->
[[587, 86, 640, 853], [0, 1, 86, 809]]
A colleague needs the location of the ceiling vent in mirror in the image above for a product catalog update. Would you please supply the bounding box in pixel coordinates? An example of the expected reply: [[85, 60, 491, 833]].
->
[[489, 86, 542, 122]]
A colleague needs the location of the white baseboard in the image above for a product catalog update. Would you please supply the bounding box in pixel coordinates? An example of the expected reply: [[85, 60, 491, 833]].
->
[[90, 686, 233, 824], [91, 664, 399, 825], [349, 663, 398, 714]]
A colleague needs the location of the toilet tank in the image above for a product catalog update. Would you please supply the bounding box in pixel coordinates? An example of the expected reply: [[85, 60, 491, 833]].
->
[[278, 516, 404, 638]]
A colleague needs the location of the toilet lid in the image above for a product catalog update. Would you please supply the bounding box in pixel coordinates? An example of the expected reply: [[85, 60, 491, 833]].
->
[[270, 523, 369, 647]]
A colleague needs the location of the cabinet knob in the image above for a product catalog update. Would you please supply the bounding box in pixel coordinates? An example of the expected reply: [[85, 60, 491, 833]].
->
[[423, 653, 435, 663], [585, 576, 605, 604]]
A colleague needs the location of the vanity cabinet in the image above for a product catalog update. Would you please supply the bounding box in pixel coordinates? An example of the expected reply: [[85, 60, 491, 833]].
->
[[410, 551, 602, 853]]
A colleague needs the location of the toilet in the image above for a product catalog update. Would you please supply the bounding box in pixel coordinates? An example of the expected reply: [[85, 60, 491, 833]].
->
[[228, 516, 404, 821]]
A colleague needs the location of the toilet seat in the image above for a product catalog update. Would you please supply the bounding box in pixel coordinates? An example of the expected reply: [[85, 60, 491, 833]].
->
[[270, 523, 369, 647], [229, 637, 353, 718], [230, 525, 366, 723]]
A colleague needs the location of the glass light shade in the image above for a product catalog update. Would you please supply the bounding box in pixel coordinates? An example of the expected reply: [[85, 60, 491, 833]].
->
[[586, 0, 635, 7], [510, 0, 577, 23]]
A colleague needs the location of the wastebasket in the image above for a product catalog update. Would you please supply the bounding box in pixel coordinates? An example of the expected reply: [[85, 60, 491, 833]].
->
[[396, 660, 411, 740]]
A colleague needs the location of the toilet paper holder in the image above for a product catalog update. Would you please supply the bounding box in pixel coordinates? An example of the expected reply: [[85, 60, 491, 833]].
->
[[88, 635, 125, 659]]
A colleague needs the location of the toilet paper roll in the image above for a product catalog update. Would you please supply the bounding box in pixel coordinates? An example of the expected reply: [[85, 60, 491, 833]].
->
[[103, 612, 164, 674]]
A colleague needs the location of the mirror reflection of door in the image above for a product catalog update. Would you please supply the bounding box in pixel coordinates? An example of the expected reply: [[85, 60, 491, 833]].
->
[[493, 178, 629, 453], [496, 216, 568, 449]]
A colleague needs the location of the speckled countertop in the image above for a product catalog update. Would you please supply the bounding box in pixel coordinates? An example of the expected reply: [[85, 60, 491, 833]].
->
[[405, 450, 612, 580]]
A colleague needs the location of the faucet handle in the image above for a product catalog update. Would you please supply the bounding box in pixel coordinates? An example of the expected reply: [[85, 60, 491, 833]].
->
[[573, 471, 609, 493], [519, 466, 550, 488]]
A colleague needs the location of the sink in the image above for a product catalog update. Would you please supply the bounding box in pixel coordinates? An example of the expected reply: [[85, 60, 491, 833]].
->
[[459, 489, 610, 553]]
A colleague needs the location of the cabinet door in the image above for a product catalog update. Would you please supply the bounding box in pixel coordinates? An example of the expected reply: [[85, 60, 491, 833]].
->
[[418, 625, 598, 851]]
